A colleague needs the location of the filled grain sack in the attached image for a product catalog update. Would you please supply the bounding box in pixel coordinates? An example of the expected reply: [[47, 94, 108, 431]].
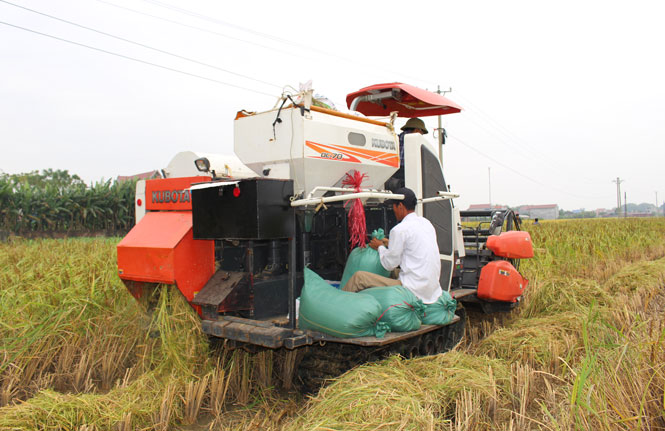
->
[[359, 285, 425, 332], [339, 228, 390, 290], [422, 290, 457, 325], [298, 268, 390, 338]]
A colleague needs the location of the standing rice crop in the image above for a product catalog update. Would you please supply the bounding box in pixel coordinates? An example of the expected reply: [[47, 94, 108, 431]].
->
[[0, 238, 295, 430]]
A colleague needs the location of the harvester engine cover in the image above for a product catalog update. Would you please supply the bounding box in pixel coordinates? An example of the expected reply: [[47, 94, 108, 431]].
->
[[486, 230, 534, 259], [477, 260, 528, 303]]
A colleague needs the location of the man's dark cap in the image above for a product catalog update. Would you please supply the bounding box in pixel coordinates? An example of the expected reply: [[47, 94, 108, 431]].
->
[[387, 187, 417, 209]]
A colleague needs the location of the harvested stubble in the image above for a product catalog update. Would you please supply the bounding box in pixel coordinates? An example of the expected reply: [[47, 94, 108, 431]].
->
[[564, 257, 665, 430], [602, 258, 665, 295], [473, 312, 587, 373], [286, 218, 665, 430], [284, 352, 511, 431], [520, 277, 611, 318]]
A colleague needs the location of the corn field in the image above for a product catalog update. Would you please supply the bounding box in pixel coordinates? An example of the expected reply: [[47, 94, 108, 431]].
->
[[0, 170, 136, 234], [1, 218, 664, 430]]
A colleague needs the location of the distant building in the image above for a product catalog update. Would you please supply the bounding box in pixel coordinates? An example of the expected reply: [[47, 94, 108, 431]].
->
[[518, 204, 559, 220], [116, 170, 161, 182], [595, 208, 614, 217]]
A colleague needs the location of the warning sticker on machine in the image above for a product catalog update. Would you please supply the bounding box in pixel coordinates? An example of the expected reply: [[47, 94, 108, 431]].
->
[[499, 269, 511, 277]]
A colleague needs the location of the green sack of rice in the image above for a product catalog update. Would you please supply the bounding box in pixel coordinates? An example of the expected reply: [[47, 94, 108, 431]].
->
[[299, 268, 390, 338], [339, 228, 391, 290], [359, 285, 425, 332], [422, 290, 457, 325]]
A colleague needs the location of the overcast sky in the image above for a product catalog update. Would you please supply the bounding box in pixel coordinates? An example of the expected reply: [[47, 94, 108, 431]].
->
[[1, 0, 663, 211]]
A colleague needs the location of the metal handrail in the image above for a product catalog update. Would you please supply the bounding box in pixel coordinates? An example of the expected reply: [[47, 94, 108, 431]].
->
[[291, 192, 403, 207], [291, 190, 459, 208]]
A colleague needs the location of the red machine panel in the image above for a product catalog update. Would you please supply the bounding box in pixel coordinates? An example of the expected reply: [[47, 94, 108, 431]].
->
[[477, 260, 528, 303], [145, 176, 210, 211], [117, 211, 214, 302], [486, 231, 534, 259]]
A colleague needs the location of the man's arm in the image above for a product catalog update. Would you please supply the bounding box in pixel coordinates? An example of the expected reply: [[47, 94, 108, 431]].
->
[[375, 229, 405, 271], [368, 237, 389, 249]]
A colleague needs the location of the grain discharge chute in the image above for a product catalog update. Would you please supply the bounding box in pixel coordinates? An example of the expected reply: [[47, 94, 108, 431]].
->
[[116, 83, 533, 389]]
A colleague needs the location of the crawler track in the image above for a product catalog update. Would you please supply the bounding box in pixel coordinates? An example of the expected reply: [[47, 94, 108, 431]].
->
[[296, 308, 466, 392]]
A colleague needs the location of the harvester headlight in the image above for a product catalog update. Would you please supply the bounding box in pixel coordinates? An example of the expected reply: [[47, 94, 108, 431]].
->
[[194, 157, 210, 173]]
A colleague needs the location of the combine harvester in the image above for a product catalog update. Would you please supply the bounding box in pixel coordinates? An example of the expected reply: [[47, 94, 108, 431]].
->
[[117, 83, 533, 388]]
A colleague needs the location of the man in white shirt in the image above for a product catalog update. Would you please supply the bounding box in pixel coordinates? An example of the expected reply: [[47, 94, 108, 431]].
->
[[342, 187, 442, 304]]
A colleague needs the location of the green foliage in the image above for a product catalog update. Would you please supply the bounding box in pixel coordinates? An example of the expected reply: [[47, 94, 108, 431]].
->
[[559, 209, 598, 219], [0, 170, 136, 233]]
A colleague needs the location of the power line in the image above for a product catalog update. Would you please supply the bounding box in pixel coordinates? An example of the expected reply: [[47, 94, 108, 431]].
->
[[100, 0, 559, 173], [0, 20, 276, 98], [93, 0, 314, 64], [449, 134, 549, 188], [140, 0, 316, 52], [455, 113, 536, 161], [106, 0, 436, 87], [452, 112, 606, 187], [132, 0, 606, 192], [0, 0, 281, 90], [104, 0, 555, 172], [447, 92, 606, 186], [454, 92, 551, 160], [6, 1, 604, 199], [448, 134, 606, 200], [139, 0, 431, 84]]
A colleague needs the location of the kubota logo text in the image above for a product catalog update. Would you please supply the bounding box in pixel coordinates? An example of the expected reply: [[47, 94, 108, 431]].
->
[[152, 190, 191, 203], [371, 138, 396, 150]]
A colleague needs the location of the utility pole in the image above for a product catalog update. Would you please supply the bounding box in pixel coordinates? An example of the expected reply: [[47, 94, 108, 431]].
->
[[488, 167, 492, 209], [624, 191, 627, 218], [612, 177, 624, 217], [435, 86, 451, 166], [656, 191, 659, 217]]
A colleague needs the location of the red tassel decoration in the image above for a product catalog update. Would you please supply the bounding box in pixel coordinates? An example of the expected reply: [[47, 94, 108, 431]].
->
[[342, 170, 368, 249]]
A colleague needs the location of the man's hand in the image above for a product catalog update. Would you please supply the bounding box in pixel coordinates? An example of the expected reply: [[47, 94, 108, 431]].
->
[[369, 237, 384, 250]]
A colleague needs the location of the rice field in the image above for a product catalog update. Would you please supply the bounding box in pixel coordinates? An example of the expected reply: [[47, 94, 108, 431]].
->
[[1, 217, 664, 430]]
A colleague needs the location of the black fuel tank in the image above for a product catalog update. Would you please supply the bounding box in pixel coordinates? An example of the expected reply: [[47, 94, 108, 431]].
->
[[191, 178, 295, 240]]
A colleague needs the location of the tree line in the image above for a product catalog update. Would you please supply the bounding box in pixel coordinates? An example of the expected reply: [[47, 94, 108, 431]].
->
[[0, 169, 136, 234]]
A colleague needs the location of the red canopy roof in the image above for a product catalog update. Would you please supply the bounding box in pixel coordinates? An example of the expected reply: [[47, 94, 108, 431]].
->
[[346, 83, 462, 118]]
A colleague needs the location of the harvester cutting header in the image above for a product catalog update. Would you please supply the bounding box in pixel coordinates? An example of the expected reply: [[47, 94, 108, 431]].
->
[[117, 83, 533, 388]]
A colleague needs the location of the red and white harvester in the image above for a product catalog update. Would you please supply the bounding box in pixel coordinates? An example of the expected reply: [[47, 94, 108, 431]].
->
[[116, 83, 533, 387]]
